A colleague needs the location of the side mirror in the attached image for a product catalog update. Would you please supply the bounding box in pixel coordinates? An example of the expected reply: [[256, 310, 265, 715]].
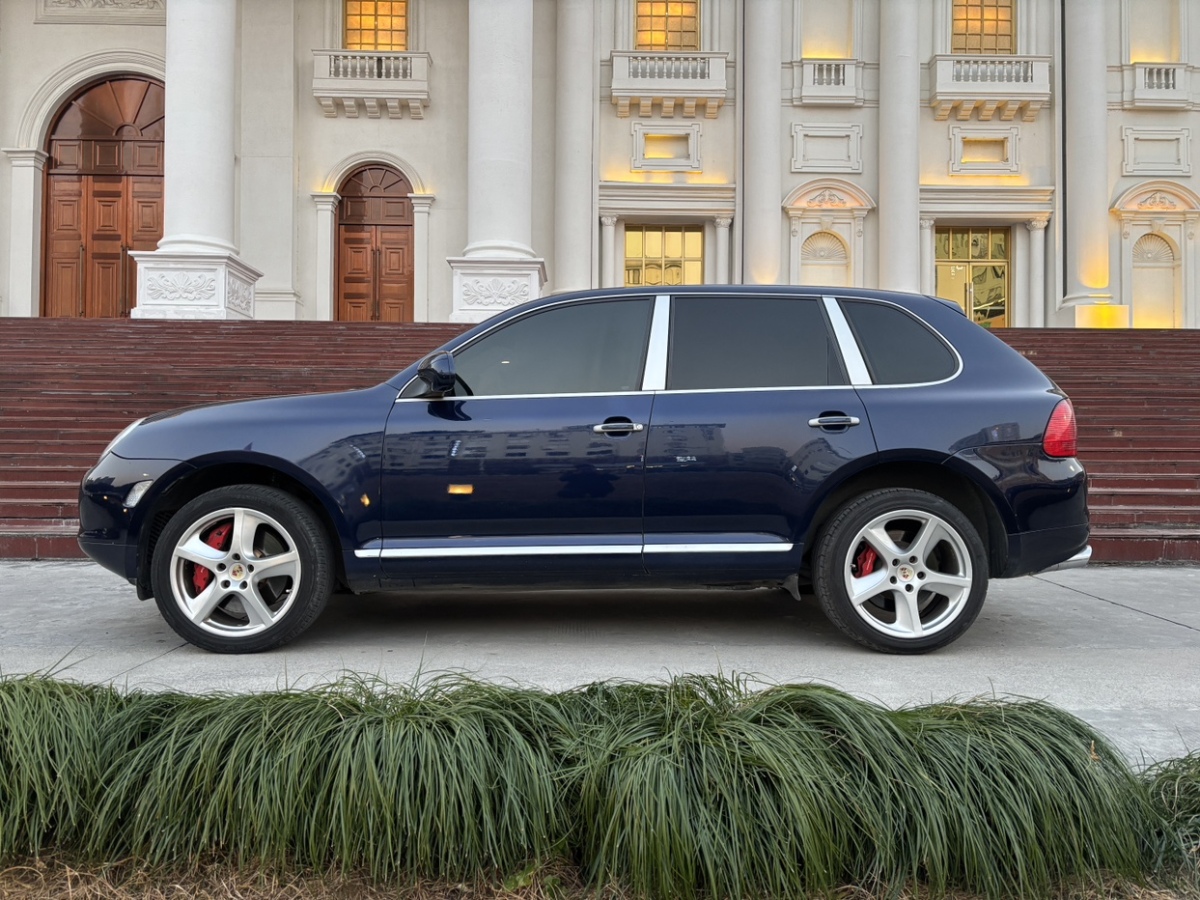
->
[[416, 350, 457, 397]]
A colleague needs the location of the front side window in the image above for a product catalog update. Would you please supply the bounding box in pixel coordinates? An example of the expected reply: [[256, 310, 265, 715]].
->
[[636, 1, 699, 51], [667, 296, 844, 390], [952, 0, 1015, 54], [345, 0, 408, 51], [626, 225, 703, 287], [450, 300, 653, 397]]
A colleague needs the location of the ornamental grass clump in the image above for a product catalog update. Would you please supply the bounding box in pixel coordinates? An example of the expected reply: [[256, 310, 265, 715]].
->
[[1144, 751, 1200, 882]]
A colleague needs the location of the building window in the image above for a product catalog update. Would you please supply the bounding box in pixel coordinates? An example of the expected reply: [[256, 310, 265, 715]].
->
[[934, 226, 1009, 327], [951, 0, 1015, 54], [345, 0, 408, 51], [636, 1, 699, 51], [625, 225, 703, 286]]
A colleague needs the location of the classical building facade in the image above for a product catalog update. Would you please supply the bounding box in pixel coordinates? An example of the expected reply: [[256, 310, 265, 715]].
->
[[1, 0, 1199, 328]]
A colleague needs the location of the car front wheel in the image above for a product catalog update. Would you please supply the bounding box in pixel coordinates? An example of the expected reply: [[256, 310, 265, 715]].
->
[[812, 488, 988, 653], [150, 485, 333, 653]]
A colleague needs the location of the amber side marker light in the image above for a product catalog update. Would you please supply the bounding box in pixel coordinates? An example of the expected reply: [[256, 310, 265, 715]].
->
[[1043, 399, 1078, 458]]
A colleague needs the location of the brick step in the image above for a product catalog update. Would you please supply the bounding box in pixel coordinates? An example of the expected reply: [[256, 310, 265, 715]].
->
[[0, 481, 82, 501], [1080, 449, 1200, 464], [0, 523, 83, 560], [1088, 528, 1200, 564], [1090, 506, 1200, 527], [1087, 487, 1200, 506], [1088, 473, 1200, 490], [0, 499, 78, 519], [0, 466, 89, 483]]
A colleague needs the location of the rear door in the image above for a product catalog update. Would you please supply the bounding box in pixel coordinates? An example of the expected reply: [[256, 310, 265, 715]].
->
[[641, 293, 877, 580]]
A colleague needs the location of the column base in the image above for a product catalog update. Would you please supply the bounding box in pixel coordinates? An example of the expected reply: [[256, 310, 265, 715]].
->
[[447, 256, 547, 323], [129, 251, 264, 320]]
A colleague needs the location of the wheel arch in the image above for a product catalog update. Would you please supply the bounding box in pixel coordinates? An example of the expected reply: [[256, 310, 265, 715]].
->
[[800, 458, 1009, 578], [136, 458, 351, 599]]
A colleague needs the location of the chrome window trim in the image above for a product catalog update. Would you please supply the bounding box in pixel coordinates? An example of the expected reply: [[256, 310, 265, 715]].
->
[[641, 294, 670, 391], [396, 390, 649, 403], [822, 295, 873, 386]]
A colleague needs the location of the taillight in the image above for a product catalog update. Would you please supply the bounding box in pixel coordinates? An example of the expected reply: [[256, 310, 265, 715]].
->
[[1043, 399, 1077, 458]]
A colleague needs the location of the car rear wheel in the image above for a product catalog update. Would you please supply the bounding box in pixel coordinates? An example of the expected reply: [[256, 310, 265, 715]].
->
[[151, 485, 333, 653], [813, 488, 988, 653]]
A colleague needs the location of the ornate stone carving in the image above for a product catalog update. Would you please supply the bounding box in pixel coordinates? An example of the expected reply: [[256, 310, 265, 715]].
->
[[1133, 233, 1175, 262], [801, 232, 848, 261], [46, 0, 163, 7], [1138, 191, 1179, 210], [920, 217, 937, 230], [806, 189, 848, 208], [460, 277, 530, 308], [145, 272, 217, 304], [37, 0, 165, 24], [600, 215, 619, 228], [226, 273, 254, 316], [714, 216, 732, 229], [1026, 217, 1049, 232]]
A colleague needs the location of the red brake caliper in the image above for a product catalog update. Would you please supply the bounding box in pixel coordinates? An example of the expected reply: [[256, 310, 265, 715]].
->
[[852, 543, 879, 578], [191, 522, 232, 593]]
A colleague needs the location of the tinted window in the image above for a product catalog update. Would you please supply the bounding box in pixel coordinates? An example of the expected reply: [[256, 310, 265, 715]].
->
[[841, 300, 958, 384], [667, 296, 844, 390], [451, 299, 653, 396]]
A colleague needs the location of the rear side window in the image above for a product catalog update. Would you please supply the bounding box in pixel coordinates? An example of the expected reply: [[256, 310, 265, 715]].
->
[[840, 300, 958, 384], [667, 296, 845, 390]]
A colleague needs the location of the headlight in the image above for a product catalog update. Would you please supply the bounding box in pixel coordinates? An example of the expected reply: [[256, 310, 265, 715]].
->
[[101, 418, 145, 459]]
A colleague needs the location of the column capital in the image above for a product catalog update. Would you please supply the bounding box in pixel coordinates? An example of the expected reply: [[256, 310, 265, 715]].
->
[[2, 149, 49, 169], [920, 216, 937, 230], [408, 193, 436, 212], [310, 191, 341, 211], [714, 216, 733, 229], [600, 215, 619, 227], [1026, 217, 1050, 231]]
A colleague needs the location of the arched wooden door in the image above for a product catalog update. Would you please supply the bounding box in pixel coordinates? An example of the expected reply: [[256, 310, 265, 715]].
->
[[42, 77, 164, 318], [336, 165, 414, 322]]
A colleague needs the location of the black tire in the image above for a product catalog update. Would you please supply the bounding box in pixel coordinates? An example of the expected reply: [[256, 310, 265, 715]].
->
[[151, 485, 334, 653], [812, 488, 988, 653]]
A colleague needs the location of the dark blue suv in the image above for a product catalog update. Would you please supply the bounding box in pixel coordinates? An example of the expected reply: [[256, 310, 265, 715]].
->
[[79, 287, 1089, 654]]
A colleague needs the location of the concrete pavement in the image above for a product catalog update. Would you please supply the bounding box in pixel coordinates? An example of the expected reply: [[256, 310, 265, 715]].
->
[[1, 559, 1198, 764]]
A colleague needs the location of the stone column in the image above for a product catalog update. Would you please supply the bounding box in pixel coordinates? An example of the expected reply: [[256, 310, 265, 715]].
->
[[554, 0, 595, 292], [600, 216, 618, 289], [742, 0, 783, 284], [132, 0, 261, 319], [1027, 217, 1049, 327], [311, 193, 340, 322], [1062, 0, 1112, 311], [878, 0, 921, 292], [715, 217, 732, 284], [410, 194, 436, 321], [2, 150, 48, 317], [920, 217, 936, 294], [448, 0, 546, 321]]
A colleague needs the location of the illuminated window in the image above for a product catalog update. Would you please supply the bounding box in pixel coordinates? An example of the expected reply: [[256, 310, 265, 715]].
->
[[935, 226, 1009, 328], [625, 225, 704, 287], [636, 1, 699, 51], [345, 0, 408, 51], [951, 0, 1015, 55]]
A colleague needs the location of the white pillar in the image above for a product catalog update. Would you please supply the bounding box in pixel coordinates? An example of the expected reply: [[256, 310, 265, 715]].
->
[[311, 193, 340, 322], [554, 0, 595, 292], [132, 0, 261, 319], [919, 217, 936, 294], [600, 216, 618, 289], [878, 0, 921, 292], [2, 150, 47, 317], [448, 0, 545, 321], [742, 0, 782, 284], [715, 217, 732, 284], [1062, 0, 1112, 307], [410, 194, 436, 321], [1027, 217, 1049, 327]]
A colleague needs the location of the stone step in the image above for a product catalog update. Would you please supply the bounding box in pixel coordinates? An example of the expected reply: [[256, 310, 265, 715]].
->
[[1090, 506, 1200, 527]]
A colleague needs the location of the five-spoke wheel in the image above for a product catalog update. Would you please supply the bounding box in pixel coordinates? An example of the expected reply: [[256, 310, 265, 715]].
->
[[813, 488, 988, 653], [151, 485, 333, 653]]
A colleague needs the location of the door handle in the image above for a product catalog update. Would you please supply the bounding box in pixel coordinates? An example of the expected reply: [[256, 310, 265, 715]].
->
[[808, 415, 861, 429], [593, 422, 645, 434]]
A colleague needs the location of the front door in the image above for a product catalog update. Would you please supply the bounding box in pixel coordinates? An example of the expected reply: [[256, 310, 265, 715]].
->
[[336, 164, 414, 322], [42, 77, 164, 318], [377, 297, 656, 587]]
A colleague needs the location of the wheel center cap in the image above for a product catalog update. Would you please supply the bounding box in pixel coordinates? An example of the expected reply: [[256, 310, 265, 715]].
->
[[897, 564, 915, 582], [230, 563, 246, 580]]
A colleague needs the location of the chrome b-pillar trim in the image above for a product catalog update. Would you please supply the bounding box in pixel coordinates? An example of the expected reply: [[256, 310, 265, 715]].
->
[[823, 295, 873, 386]]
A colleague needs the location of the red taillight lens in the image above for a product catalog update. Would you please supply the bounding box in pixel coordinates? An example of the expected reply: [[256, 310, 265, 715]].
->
[[1043, 399, 1077, 458]]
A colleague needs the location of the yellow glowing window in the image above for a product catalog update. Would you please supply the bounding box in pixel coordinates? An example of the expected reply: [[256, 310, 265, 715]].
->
[[635, 1, 699, 51], [625, 225, 703, 287], [951, 0, 1015, 55], [345, 0, 408, 51]]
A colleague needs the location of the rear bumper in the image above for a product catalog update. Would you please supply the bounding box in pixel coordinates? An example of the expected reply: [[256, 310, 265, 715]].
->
[[1000, 522, 1091, 578]]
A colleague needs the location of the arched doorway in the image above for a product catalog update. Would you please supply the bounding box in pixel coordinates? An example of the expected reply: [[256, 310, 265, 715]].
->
[[42, 76, 164, 317], [336, 164, 414, 322]]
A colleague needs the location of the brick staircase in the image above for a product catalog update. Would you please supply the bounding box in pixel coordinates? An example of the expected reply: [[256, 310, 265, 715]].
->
[[2, 320, 1197, 563], [0, 317, 464, 559], [996, 328, 1200, 563]]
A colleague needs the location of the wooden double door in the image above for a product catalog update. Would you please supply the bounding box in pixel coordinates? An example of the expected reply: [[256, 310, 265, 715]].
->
[[42, 76, 165, 318], [336, 164, 415, 322], [44, 175, 162, 318]]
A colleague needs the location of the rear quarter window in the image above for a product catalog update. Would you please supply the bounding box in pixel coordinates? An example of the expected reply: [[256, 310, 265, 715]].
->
[[840, 299, 958, 384]]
